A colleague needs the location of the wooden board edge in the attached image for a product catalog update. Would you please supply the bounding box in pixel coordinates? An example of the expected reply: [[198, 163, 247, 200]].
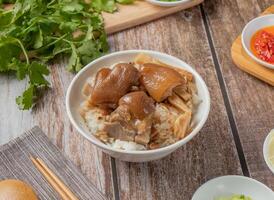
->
[[231, 36, 274, 86], [261, 5, 274, 15], [104, 0, 204, 35], [230, 5, 274, 86]]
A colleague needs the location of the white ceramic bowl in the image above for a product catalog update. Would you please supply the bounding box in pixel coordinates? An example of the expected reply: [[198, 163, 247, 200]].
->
[[242, 14, 274, 69], [263, 129, 274, 174], [66, 50, 210, 162], [192, 175, 274, 200], [146, 0, 190, 7]]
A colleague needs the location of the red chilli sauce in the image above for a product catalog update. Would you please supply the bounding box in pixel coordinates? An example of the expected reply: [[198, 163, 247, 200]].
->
[[251, 26, 274, 64]]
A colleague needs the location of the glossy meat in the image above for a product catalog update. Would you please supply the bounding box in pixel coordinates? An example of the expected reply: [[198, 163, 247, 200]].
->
[[103, 122, 136, 142], [89, 63, 140, 108], [103, 94, 154, 145], [119, 91, 155, 120], [134, 53, 193, 81], [103, 105, 136, 142], [140, 63, 185, 102]]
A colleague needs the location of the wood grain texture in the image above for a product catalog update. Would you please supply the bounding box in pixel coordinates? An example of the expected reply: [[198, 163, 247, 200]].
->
[[0, 60, 115, 199], [103, 0, 203, 34], [203, 0, 274, 189], [0, 1, 273, 199], [108, 6, 242, 200], [0, 127, 107, 200], [231, 36, 274, 86]]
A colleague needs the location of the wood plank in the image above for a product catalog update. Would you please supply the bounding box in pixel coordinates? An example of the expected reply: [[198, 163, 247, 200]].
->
[[2, 1, 203, 35], [203, 0, 274, 189], [103, 0, 203, 34], [0, 60, 115, 199], [108, 7, 242, 199]]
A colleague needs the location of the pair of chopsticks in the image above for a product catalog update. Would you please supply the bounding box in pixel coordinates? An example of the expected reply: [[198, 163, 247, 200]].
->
[[30, 156, 79, 200]]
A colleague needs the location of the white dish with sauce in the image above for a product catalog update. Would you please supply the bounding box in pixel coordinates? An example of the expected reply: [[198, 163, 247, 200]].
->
[[146, 0, 190, 7], [242, 14, 274, 69], [192, 175, 274, 200], [263, 129, 274, 174], [66, 50, 210, 162]]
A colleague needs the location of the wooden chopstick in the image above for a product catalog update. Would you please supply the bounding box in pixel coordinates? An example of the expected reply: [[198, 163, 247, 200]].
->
[[30, 156, 79, 200], [30, 157, 70, 200]]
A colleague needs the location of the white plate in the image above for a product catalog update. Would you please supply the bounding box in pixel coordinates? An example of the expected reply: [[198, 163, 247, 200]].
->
[[263, 129, 274, 174], [66, 50, 210, 162], [146, 0, 190, 7], [192, 175, 274, 200], [242, 14, 274, 69]]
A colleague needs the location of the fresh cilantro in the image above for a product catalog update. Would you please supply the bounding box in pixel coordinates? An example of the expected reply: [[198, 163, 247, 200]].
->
[[16, 84, 35, 110], [0, 0, 134, 110], [91, 0, 117, 13], [28, 61, 49, 86], [91, 0, 135, 13], [116, 0, 134, 4]]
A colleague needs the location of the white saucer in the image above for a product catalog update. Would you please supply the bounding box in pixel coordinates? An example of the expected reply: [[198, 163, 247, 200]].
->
[[263, 129, 274, 174], [192, 175, 274, 200]]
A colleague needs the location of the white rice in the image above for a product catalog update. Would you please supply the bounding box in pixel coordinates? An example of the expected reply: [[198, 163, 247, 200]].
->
[[153, 103, 177, 133], [85, 109, 105, 134], [108, 140, 146, 151]]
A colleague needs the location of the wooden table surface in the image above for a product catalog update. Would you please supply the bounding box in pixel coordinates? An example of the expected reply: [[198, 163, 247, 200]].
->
[[0, 0, 273, 199]]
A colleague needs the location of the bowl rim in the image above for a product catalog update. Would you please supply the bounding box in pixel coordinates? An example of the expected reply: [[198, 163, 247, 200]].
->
[[241, 14, 274, 69], [146, 0, 190, 6], [263, 129, 274, 174], [192, 175, 274, 199], [66, 49, 210, 155]]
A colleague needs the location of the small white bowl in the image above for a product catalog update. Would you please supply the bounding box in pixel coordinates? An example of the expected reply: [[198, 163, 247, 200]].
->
[[263, 129, 274, 174], [66, 50, 210, 162], [242, 14, 274, 69], [192, 175, 274, 200], [146, 0, 190, 7]]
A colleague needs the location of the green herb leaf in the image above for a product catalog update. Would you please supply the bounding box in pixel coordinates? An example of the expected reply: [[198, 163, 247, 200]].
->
[[116, 0, 134, 4], [67, 43, 82, 72], [16, 84, 35, 110], [8, 58, 29, 80], [28, 61, 49, 86], [91, 0, 117, 13], [0, 10, 13, 27], [33, 27, 43, 49], [0, 36, 21, 72]]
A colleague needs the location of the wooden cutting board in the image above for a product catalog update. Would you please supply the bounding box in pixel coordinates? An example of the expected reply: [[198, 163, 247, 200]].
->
[[231, 6, 274, 86], [103, 0, 204, 34]]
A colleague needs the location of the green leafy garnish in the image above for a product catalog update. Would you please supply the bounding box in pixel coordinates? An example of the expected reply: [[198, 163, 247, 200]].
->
[[91, 0, 117, 12], [215, 194, 252, 200], [16, 84, 35, 110], [0, 0, 133, 110], [91, 0, 134, 13]]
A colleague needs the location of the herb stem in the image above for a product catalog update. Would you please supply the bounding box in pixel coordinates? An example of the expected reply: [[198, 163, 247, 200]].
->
[[16, 39, 29, 64]]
